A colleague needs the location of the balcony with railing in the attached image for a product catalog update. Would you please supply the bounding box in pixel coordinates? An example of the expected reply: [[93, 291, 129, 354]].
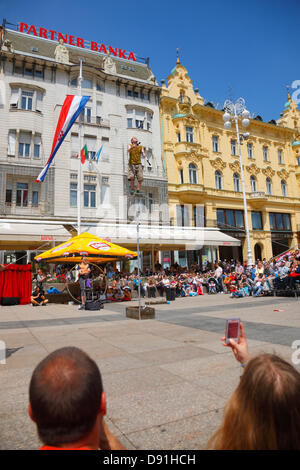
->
[[249, 191, 267, 201], [75, 116, 110, 128], [3, 202, 46, 216]]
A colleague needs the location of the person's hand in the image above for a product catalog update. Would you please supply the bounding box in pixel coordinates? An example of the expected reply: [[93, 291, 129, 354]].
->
[[221, 322, 250, 365]]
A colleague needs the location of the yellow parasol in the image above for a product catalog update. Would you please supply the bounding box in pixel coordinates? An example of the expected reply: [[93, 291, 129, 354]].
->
[[34, 232, 137, 264]]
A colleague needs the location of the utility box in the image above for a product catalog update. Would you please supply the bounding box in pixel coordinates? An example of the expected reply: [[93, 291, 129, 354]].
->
[[126, 306, 155, 320]]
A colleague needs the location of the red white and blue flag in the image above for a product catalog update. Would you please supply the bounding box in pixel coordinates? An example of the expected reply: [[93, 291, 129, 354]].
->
[[36, 95, 90, 182]]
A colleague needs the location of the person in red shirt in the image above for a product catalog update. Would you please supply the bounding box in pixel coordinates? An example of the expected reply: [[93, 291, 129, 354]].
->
[[28, 347, 125, 450]]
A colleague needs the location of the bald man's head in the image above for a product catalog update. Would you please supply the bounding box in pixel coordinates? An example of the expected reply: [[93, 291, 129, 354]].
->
[[29, 347, 103, 446]]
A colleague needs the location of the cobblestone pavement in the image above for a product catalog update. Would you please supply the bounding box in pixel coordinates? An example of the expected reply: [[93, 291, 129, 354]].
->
[[0, 294, 299, 450]]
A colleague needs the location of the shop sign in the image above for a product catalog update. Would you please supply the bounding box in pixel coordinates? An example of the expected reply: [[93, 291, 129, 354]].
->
[[19, 22, 137, 62]]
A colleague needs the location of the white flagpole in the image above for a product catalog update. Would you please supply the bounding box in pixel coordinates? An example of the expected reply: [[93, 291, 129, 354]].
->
[[77, 58, 83, 235]]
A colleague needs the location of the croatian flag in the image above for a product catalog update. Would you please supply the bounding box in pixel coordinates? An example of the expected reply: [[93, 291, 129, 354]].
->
[[36, 95, 90, 182]]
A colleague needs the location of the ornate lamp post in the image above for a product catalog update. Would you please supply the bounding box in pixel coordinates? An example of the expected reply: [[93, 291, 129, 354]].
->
[[223, 98, 253, 266]]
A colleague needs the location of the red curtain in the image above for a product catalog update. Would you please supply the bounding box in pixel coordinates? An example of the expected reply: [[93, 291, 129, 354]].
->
[[0, 264, 32, 305]]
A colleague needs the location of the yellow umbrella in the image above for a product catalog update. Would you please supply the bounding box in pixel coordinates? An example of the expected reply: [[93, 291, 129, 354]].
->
[[35, 232, 137, 263]]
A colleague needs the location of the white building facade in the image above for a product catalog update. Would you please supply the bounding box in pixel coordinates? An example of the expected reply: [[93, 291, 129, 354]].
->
[[0, 23, 169, 265]]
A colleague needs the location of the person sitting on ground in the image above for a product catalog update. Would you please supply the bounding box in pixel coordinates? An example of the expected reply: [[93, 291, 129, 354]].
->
[[31, 287, 49, 306], [114, 288, 125, 302], [123, 286, 131, 301], [28, 347, 125, 450], [287, 260, 300, 290], [255, 260, 264, 278], [35, 268, 47, 293], [206, 323, 300, 450], [253, 273, 265, 297], [214, 263, 224, 293], [105, 287, 114, 302]]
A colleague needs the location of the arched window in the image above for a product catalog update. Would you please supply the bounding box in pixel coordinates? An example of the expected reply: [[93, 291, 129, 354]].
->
[[281, 179, 287, 197], [189, 163, 197, 184], [233, 173, 240, 192], [266, 177, 272, 195], [250, 175, 257, 192], [215, 170, 222, 190]]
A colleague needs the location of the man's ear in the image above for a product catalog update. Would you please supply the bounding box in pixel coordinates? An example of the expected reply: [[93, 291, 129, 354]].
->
[[99, 392, 106, 416], [28, 403, 36, 422]]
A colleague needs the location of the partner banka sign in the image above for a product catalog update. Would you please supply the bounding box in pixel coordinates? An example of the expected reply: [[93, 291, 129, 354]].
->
[[19, 22, 137, 62]]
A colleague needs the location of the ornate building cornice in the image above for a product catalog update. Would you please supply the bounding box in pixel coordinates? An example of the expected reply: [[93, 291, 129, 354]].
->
[[210, 157, 226, 171], [277, 168, 289, 179], [229, 160, 241, 173], [246, 163, 261, 176], [262, 166, 275, 178]]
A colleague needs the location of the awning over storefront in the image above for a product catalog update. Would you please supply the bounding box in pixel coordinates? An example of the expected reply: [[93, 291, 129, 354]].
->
[[0, 220, 241, 250], [84, 223, 241, 249], [0, 221, 71, 243]]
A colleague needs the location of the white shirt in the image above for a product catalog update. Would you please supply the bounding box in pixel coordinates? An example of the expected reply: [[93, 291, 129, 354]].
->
[[215, 267, 223, 279]]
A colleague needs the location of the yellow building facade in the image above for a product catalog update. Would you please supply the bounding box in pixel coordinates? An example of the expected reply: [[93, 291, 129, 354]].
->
[[160, 56, 300, 265]]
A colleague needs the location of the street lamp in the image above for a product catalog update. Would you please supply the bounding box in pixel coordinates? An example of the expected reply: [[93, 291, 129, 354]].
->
[[223, 98, 253, 266]]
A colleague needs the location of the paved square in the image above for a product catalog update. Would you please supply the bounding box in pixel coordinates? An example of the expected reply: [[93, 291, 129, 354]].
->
[[0, 294, 299, 450]]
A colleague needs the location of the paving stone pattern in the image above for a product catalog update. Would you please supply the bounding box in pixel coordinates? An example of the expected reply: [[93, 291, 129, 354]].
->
[[0, 294, 299, 450]]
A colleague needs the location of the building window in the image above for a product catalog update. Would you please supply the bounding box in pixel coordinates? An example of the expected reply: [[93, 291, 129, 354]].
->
[[127, 108, 152, 131], [215, 170, 222, 190], [5, 182, 12, 205], [127, 90, 132, 97], [101, 178, 110, 206], [231, 140, 237, 156], [136, 119, 144, 129], [81, 106, 91, 123], [145, 148, 153, 168], [177, 132, 181, 142], [281, 179, 287, 197], [179, 169, 184, 184], [189, 163, 197, 184], [217, 209, 244, 229], [148, 192, 154, 213], [18, 132, 31, 157], [16, 182, 28, 207], [250, 175, 257, 192], [278, 149, 283, 164], [212, 136, 219, 152], [186, 127, 194, 143], [233, 173, 240, 192], [85, 136, 97, 160], [21, 90, 33, 110], [84, 184, 96, 208], [247, 143, 253, 159], [252, 211, 263, 230], [10, 88, 43, 112], [193, 205, 204, 227], [266, 177, 272, 195], [33, 134, 41, 159], [82, 78, 92, 89], [176, 204, 189, 227], [70, 182, 77, 207], [269, 213, 291, 231], [263, 146, 268, 162], [32, 190, 39, 206], [297, 157, 300, 166], [8, 130, 16, 156]]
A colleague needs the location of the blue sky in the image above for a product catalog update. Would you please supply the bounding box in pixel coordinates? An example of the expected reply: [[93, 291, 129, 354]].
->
[[1, 0, 299, 121]]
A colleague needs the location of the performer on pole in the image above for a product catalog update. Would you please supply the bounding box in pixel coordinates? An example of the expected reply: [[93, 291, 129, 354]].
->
[[128, 137, 145, 195]]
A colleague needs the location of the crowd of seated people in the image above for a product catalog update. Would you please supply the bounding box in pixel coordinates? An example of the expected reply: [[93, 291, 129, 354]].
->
[[32, 249, 300, 304]]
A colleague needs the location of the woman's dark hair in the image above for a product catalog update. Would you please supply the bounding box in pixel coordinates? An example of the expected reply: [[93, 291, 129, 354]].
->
[[29, 347, 103, 446]]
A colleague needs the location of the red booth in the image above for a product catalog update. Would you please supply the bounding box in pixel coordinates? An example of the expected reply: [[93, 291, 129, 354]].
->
[[0, 264, 32, 306]]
